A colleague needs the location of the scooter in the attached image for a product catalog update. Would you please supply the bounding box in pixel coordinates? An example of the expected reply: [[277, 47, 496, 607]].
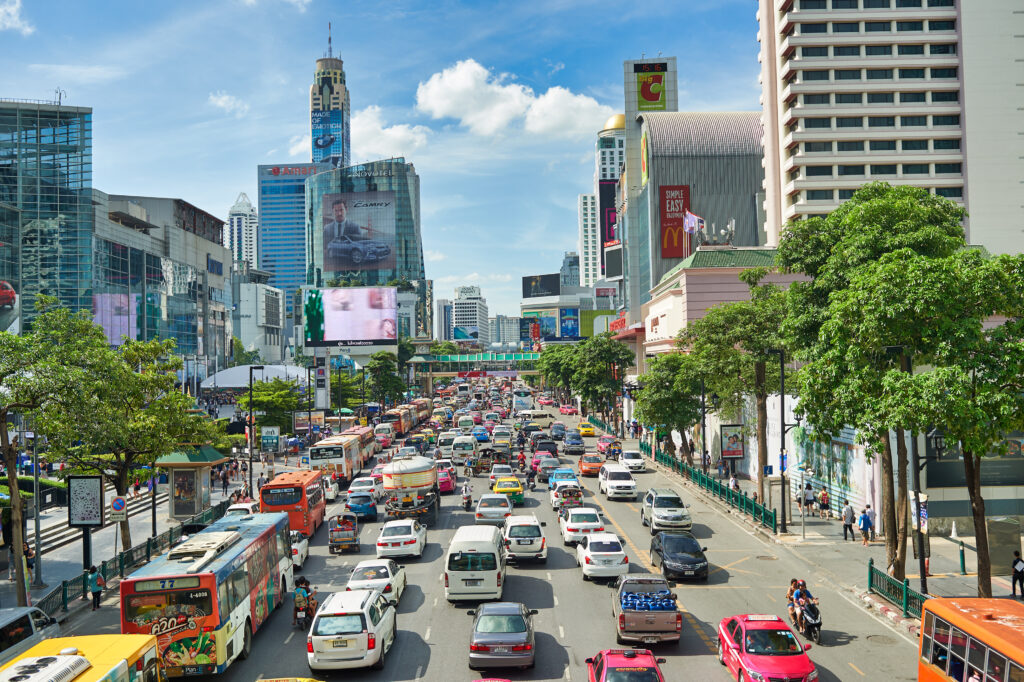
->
[[462, 488, 473, 511], [798, 601, 822, 644], [295, 588, 317, 631]]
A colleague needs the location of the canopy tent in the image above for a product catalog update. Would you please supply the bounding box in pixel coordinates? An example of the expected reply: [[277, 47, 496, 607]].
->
[[200, 364, 308, 390]]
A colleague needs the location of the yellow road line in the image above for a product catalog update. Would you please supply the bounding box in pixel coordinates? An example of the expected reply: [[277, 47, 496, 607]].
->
[[625, 503, 639, 512], [849, 662, 866, 676]]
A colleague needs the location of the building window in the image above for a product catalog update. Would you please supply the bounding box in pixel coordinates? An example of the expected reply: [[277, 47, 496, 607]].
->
[[871, 164, 898, 174], [838, 140, 865, 151], [933, 138, 960, 150], [936, 187, 962, 198], [868, 92, 894, 103], [802, 46, 829, 57], [929, 43, 956, 55], [899, 68, 926, 79], [933, 114, 960, 126], [901, 115, 927, 126], [800, 0, 827, 7], [804, 93, 831, 104], [805, 166, 834, 177], [896, 0, 922, 6], [806, 190, 834, 201], [837, 116, 863, 128], [833, 0, 859, 7], [801, 23, 828, 34], [931, 68, 957, 79], [929, 20, 955, 31], [803, 70, 830, 81], [833, 22, 860, 33], [870, 140, 897, 151], [865, 21, 891, 32], [835, 69, 861, 80], [928, 0, 954, 5], [897, 21, 924, 32], [898, 44, 925, 55], [836, 93, 863, 104], [900, 92, 926, 103], [839, 165, 865, 176], [930, 90, 959, 103], [866, 44, 893, 55], [869, 116, 896, 127], [834, 45, 861, 56], [838, 189, 856, 200], [903, 163, 930, 174], [805, 117, 833, 128], [901, 139, 928, 151], [805, 141, 833, 152], [865, 0, 891, 7], [867, 69, 894, 80], [935, 162, 962, 174]]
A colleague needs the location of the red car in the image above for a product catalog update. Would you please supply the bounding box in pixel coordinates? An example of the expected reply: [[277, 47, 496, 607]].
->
[[484, 420, 498, 434], [0, 281, 15, 309], [596, 435, 617, 455], [370, 464, 385, 483], [537, 396, 555, 406], [437, 469, 455, 494], [530, 453, 545, 472], [717, 614, 817, 682], [559, 404, 578, 415], [375, 434, 391, 449], [585, 648, 665, 682], [471, 411, 483, 425], [496, 407, 508, 418]]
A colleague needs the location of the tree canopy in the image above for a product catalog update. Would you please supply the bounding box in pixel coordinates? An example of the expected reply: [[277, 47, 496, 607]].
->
[[429, 340, 459, 356], [633, 352, 704, 462], [365, 351, 405, 407], [236, 377, 303, 433]]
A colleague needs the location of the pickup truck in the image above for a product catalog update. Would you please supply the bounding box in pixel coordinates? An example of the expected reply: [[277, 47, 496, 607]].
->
[[612, 574, 682, 645]]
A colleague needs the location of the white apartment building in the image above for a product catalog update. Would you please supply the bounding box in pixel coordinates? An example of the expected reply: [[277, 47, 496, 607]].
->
[[225, 192, 259, 269], [452, 286, 489, 346], [488, 315, 521, 346], [578, 193, 600, 287], [757, 0, 1024, 249]]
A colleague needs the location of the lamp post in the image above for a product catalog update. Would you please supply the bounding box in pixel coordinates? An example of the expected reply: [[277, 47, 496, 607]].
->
[[700, 378, 708, 473], [28, 419, 45, 588], [248, 365, 264, 495], [767, 349, 791, 534]]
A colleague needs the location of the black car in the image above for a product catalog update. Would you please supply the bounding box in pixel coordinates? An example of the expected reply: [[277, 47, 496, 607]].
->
[[536, 458, 561, 483], [550, 424, 566, 441], [649, 531, 708, 580], [529, 431, 547, 452], [326, 235, 391, 265]]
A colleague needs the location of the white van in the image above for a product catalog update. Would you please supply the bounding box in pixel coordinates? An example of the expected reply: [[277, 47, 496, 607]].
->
[[444, 525, 506, 602], [456, 415, 476, 431], [518, 410, 553, 428], [374, 423, 395, 440], [0, 607, 61, 666], [450, 435, 478, 465], [437, 431, 459, 458]]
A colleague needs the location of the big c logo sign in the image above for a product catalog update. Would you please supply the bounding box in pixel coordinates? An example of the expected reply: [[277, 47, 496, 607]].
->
[[635, 62, 669, 111]]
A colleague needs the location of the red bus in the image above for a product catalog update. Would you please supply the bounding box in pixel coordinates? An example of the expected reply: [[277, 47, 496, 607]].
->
[[343, 425, 377, 466], [919, 597, 1024, 682], [259, 470, 326, 537], [120, 513, 293, 676]]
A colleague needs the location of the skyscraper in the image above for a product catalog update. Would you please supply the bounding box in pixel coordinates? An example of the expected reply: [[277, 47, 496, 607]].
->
[[452, 286, 489, 346], [559, 251, 580, 287], [435, 298, 452, 341], [577, 193, 599, 287], [310, 26, 351, 168], [225, 192, 258, 269]]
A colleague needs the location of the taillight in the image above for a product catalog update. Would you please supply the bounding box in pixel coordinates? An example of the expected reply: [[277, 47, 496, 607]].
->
[[346, 587, 351, 591], [307, 637, 313, 652], [505, 539, 511, 546], [540, 538, 546, 550], [470, 643, 490, 652], [367, 633, 376, 650], [403, 539, 416, 545], [567, 526, 579, 532], [511, 643, 533, 651], [623, 556, 629, 564], [504, 513, 511, 517], [444, 572, 449, 587], [377, 542, 387, 547], [597, 527, 605, 532], [585, 556, 592, 564], [383, 584, 392, 593], [476, 513, 482, 518], [496, 572, 502, 587], [619, 613, 625, 629], [676, 613, 683, 632]]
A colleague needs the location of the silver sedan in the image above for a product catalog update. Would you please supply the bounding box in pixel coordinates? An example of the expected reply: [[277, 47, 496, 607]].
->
[[475, 494, 513, 526]]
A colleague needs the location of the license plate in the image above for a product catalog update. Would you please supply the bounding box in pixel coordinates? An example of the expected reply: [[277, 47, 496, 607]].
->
[[684, 570, 694, 575], [391, 542, 401, 547], [516, 539, 533, 545], [491, 646, 509, 653], [402, 496, 412, 503], [332, 639, 349, 648], [643, 637, 659, 644], [464, 579, 482, 586]]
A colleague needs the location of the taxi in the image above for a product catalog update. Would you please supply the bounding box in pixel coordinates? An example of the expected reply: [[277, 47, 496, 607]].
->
[[405, 433, 427, 450], [717, 614, 817, 682], [493, 437, 512, 453], [493, 476, 524, 505], [578, 423, 596, 437], [585, 648, 666, 681], [578, 454, 604, 477], [537, 396, 555, 406], [421, 428, 436, 444], [375, 433, 391, 449]]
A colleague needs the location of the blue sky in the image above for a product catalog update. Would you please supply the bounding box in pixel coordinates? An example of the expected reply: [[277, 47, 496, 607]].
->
[[0, 0, 760, 316]]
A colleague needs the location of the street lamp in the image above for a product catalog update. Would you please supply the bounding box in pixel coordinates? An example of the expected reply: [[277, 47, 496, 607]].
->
[[248, 365, 264, 495], [28, 420, 45, 588], [766, 349, 798, 534]]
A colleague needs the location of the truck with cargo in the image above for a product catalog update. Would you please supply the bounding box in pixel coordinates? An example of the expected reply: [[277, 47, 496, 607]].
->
[[382, 455, 438, 520], [611, 574, 682, 645]]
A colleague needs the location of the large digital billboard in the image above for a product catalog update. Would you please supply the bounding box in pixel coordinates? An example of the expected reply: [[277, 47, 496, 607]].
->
[[453, 326, 479, 340], [605, 245, 623, 280], [598, 179, 617, 274], [93, 293, 140, 346], [303, 287, 397, 347], [519, 317, 534, 343], [311, 110, 346, 164], [660, 185, 690, 259], [522, 273, 561, 299], [559, 308, 580, 338], [322, 191, 396, 272]]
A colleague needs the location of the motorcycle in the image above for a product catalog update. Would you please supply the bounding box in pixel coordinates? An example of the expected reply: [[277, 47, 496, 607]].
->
[[295, 587, 317, 631], [462, 488, 473, 511], [798, 601, 822, 644]]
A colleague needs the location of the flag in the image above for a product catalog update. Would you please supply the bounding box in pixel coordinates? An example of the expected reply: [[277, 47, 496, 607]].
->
[[683, 210, 705, 234]]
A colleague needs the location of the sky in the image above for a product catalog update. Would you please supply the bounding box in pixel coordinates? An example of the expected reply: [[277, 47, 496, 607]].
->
[[0, 0, 760, 316]]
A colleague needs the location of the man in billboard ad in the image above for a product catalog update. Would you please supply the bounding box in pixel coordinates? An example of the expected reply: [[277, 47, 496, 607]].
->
[[660, 185, 690, 259], [322, 191, 396, 271], [303, 286, 397, 347], [559, 308, 580, 338]]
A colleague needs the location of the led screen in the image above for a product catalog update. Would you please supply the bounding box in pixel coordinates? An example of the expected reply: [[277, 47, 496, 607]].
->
[[303, 287, 397, 347]]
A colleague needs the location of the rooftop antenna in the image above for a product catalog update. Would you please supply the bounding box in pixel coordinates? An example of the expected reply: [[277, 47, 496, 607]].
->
[[641, 51, 646, 59], [54, 88, 66, 106], [327, 22, 332, 58]]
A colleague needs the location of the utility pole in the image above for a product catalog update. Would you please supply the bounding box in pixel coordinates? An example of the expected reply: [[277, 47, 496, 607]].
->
[[248, 365, 264, 494]]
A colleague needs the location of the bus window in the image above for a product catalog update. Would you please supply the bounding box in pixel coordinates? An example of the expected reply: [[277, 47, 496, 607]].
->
[[261, 486, 302, 506]]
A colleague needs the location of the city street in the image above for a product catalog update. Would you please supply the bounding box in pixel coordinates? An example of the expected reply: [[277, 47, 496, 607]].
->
[[64, 410, 919, 681]]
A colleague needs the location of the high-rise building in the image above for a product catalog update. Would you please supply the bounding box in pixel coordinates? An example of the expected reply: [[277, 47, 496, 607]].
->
[[595, 114, 626, 281], [435, 298, 452, 340], [310, 28, 351, 168], [230, 262, 284, 363], [452, 286, 489, 346], [225, 192, 259, 269], [577, 193, 599, 287], [757, 0, 1020, 249], [559, 251, 580, 288], [489, 314, 522, 346]]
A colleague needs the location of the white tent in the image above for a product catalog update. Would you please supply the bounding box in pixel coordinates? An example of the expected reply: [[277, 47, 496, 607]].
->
[[200, 364, 308, 390]]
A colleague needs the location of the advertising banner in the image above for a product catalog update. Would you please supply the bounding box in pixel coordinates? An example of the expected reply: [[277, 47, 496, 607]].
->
[[93, 293, 141, 346], [635, 62, 669, 111], [519, 317, 533, 342], [640, 130, 649, 187], [293, 411, 326, 433], [303, 287, 397, 347], [67, 476, 104, 527], [720, 425, 745, 459], [605, 246, 623, 280], [599, 179, 617, 273], [311, 110, 346, 164], [659, 185, 690, 259], [559, 308, 580, 338], [453, 326, 479, 340], [596, 288, 617, 298], [521, 274, 561, 298], [322, 191, 396, 272]]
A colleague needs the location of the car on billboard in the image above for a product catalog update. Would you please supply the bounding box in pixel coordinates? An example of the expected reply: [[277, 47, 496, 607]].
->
[[0, 281, 16, 309], [326, 234, 391, 266]]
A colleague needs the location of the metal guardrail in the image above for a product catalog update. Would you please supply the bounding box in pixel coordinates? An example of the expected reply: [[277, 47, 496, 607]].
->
[[868, 557, 927, 618], [587, 415, 609, 432], [34, 499, 230, 618]]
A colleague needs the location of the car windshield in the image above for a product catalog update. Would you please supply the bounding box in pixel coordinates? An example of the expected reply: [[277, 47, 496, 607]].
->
[[314, 614, 365, 636], [663, 536, 701, 553], [744, 628, 802, 655], [571, 513, 599, 523], [608, 472, 633, 481], [583, 456, 602, 463], [350, 566, 390, 581], [622, 452, 641, 459], [381, 525, 413, 537], [448, 552, 497, 571], [348, 493, 373, 504], [541, 459, 559, 467], [493, 466, 512, 474], [605, 668, 662, 682], [476, 615, 527, 633], [352, 480, 373, 488], [589, 540, 622, 553], [479, 498, 509, 508], [654, 496, 685, 508], [509, 525, 541, 538]]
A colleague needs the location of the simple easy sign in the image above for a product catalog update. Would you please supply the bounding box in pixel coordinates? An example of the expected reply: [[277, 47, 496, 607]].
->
[[110, 496, 128, 522]]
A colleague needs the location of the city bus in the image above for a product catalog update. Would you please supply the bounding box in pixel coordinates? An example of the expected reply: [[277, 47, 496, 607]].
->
[[342, 425, 378, 465], [0, 634, 163, 682], [308, 434, 361, 483], [918, 597, 1024, 681], [120, 514, 293, 677], [260, 469, 326, 537], [512, 387, 533, 413]]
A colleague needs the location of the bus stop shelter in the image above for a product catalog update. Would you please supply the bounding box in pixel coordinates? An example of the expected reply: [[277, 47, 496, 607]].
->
[[156, 445, 228, 520]]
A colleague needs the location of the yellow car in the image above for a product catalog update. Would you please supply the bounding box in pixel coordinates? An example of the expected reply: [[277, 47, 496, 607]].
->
[[493, 476, 524, 505], [421, 428, 436, 444], [578, 423, 596, 437]]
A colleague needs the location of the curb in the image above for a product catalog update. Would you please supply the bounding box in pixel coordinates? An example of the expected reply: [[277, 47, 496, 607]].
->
[[857, 590, 922, 639]]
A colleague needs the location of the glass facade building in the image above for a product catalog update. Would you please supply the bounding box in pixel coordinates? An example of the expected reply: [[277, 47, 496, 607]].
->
[[0, 202, 20, 333]]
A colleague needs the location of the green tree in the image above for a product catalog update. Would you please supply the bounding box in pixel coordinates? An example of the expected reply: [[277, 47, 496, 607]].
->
[[396, 335, 415, 378], [429, 340, 459, 356], [39, 338, 215, 551], [236, 377, 303, 433], [571, 333, 634, 426], [365, 351, 405, 407], [536, 344, 579, 406], [292, 348, 314, 369], [633, 352, 704, 463], [333, 370, 364, 411], [228, 336, 261, 367]]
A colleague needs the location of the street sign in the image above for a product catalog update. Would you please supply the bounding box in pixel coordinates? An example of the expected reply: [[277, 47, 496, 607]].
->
[[110, 496, 128, 522], [763, 465, 773, 476], [301, 456, 309, 466]]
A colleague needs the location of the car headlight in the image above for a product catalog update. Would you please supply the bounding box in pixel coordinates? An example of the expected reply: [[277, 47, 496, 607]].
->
[[748, 671, 765, 682], [695, 561, 707, 568], [807, 669, 818, 681]]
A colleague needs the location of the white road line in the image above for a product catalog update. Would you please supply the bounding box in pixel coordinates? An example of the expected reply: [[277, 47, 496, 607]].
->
[[433, 597, 438, 606], [547, 571, 552, 580], [414, 665, 423, 680], [553, 595, 559, 606], [559, 625, 565, 638], [284, 631, 294, 644], [424, 626, 431, 641], [565, 667, 572, 681]]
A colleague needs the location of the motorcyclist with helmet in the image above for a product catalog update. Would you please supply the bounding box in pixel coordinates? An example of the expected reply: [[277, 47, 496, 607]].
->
[[792, 579, 818, 632]]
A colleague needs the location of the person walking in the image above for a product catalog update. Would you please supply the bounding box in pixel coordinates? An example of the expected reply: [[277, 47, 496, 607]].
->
[[858, 508, 873, 547], [841, 500, 856, 541], [866, 504, 877, 541], [1012, 550, 1024, 599], [88, 565, 105, 611], [220, 468, 229, 496], [818, 487, 830, 519]]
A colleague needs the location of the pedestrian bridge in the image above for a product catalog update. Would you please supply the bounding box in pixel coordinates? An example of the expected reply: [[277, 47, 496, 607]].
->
[[410, 352, 541, 386]]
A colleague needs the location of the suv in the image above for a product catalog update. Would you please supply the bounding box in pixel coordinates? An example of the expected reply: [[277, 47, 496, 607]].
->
[[550, 423, 566, 441], [503, 514, 548, 563], [563, 431, 586, 455], [585, 648, 666, 682], [534, 439, 558, 457], [598, 463, 637, 500], [640, 488, 692, 533], [306, 589, 398, 672]]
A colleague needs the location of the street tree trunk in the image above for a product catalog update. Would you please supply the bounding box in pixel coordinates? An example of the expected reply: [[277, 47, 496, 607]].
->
[[676, 433, 693, 466], [963, 449, 992, 597], [894, 429, 910, 581], [754, 362, 768, 502], [878, 431, 899, 577], [113, 471, 133, 552], [0, 420, 28, 606]]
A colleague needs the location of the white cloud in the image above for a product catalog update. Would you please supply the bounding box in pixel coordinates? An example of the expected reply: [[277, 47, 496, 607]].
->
[[351, 105, 430, 160], [240, 0, 311, 9], [415, 59, 612, 140], [424, 250, 446, 262], [0, 0, 33, 36], [288, 133, 310, 158], [545, 59, 565, 75], [27, 64, 126, 85], [208, 91, 249, 118]]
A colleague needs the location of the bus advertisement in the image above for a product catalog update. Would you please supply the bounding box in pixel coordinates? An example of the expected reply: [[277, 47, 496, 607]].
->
[[342, 425, 377, 465], [308, 435, 360, 483], [120, 514, 293, 677], [512, 388, 533, 413], [919, 597, 1024, 682], [259, 470, 327, 537]]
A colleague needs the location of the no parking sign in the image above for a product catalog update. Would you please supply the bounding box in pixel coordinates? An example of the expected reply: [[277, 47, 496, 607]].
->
[[110, 495, 128, 522]]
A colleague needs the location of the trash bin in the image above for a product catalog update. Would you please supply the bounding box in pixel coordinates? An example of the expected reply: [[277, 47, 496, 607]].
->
[[987, 517, 1022, 577]]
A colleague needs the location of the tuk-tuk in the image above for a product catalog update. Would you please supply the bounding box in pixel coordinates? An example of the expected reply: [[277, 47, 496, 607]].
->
[[328, 512, 359, 553], [552, 483, 584, 511], [471, 450, 495, 476], [606, 440, 623, 460]]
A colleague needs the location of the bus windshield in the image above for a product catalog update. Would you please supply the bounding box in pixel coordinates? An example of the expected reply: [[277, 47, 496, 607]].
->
[[124, 587, 215, 630], [261, 486, 302, 506]]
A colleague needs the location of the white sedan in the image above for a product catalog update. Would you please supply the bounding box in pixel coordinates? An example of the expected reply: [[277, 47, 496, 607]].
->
[[349, 476, 383, 501], [575, 532, 629, 581], [618, 450, 646, 472], [558, 507, 605, 545], [375, 519, 427, 559], [289, 530, 309, 569], [346, 559, 407, 600]]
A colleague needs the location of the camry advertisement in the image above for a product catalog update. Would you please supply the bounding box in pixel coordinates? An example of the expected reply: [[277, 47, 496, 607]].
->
[[322, 191, 396, 272], [522, 273, 561, 299], [303, 286, 397, 347]]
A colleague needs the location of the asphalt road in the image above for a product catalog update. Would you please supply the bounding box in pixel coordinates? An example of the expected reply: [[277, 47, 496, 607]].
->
[[66, 408, 919, 681]]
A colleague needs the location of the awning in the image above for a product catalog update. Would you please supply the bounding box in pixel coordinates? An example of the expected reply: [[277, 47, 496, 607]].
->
[[156, 445, 230, 468]]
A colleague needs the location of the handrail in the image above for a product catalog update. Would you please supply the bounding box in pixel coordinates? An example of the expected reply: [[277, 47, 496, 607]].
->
[[867, 558, 927, 618]]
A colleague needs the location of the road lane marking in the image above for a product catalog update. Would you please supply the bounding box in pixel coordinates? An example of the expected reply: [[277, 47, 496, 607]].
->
[[424, 626, 431, 641], [547, 571, 552, 580], [849, 662, 866, 676], [707, 556, 756, 577], [565, 668, 571, 681], [559, 625, 565, 638], [765, 592, 777, 602], [553, 595, 559, 606], [433, 597, 438, 606], [625, 503, 638, 512], [284, 631, 294, 644]]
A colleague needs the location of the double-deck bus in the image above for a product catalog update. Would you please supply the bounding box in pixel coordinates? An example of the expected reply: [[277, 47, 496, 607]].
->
[[259, 470, 326, 537], [919, 597, 1024, 682], [308, 435, 360, 483], [0, 634, 163, 682], [120, 514, 293, 677], [342, 425, 378, 465]]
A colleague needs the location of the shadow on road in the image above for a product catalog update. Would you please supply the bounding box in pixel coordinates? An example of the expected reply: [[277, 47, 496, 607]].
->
[[504, 573, 555, 610], [384, 630, 431, 681], [688, 523, 715, 539], [397, 583, 424, 614]]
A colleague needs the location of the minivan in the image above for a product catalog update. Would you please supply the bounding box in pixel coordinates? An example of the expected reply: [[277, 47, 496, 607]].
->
[[457, 415, 476, 431], [307, 589, 397, 671], [451, 435, 478, 465], [444, 525, 506, 602], [437, 431, 459, 458], [0, 607, 61, 666], [518, 410, 553, 428], [374, 423, 395, 440]]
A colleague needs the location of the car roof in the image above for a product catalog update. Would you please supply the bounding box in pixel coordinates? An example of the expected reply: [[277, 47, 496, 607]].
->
[[478, 601, 526, 615], [649, 487, 680, 497], [621, 450, 641, 456], [599, 648, 660, 665], [585, 532, 620, 544], [353, 559, 390, 569], [320, 589, 378, 612], [480, 493, 511, 500], [505, 514, 541, 526], [734, 614, 788, 629], [352, 477, 375, 483], [569, 506, 600, 515], [381, 519, 416, 528], [495, 477, 520, 485]]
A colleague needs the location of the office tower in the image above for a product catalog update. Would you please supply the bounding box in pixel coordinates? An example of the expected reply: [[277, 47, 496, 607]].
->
[[452, 286, 489, 346], [594, 114, 625, 281], [489, 314, 522, 346], [225, 192, 259, 269], [310, 27, 351, 168], [560, 251, 580, 288], [435, 298, 452, 340], [231, 262, 284, 363], [578, 194, 599, 287]]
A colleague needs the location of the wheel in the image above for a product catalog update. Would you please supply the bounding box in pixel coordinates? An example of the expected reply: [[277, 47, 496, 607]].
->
[[650, 522, 657, 536], [240, 619, 252, 659], [616, 631, 626, 645], [640, 510, 647, 526], [372, 635, 386, 670], [582, 572, 590, 582], [812, 627, 821, 644], [717, 638, 725, 665], [350, 248, 365, 265]]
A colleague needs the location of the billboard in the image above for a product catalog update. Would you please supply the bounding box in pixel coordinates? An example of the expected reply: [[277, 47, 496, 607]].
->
[[660, 185, 691, 259], [635, 62, 669, 111], [523, 310, 557, 338], [322, 191, 396, 272], [559, 308, 580, 338], [596, 287, 617, 298], [598, 179, 617, 274], [522, 274, 561, 299], [721, 425, 745, 459], [605, 245, 623, 280], [311, 110, 346, 164], [303, 286, 397, 347], [93, 293, 140, 346], [453, 325, 479, 340], [640, 130, 650, 187]]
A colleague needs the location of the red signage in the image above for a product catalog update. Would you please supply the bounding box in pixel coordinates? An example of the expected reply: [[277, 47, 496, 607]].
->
[[660, 185, 690, 259], [609, 316, 627, 332], [603, 239, 621, 248], [529, 322, 541, 341], [596, 288, 616, 297], [270, 166, 318, 176]]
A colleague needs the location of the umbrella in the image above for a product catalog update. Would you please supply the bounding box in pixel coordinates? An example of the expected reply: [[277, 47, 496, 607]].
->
[[287, 437, 301, 446], [337, 408, 354, 415]]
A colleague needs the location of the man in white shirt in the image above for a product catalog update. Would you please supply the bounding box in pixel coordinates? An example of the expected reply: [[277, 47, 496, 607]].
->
[[866, 504, 877, 541]]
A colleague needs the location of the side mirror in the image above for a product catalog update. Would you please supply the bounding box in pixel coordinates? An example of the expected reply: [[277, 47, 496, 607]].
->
[[529, 609, 539, 615], [702, 547, 708, 552], [388, 600, 398, 607], [585, 657, 594, 664], [656, 658, 667, 664], [467, 609, 476, 616], [670, 593, 678, 600], [540, 522, 547, 527], [804, 643, 812, 651], [48, 617, 57, 626]]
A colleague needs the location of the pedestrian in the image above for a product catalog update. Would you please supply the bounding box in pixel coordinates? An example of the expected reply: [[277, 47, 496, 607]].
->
[[7, 546, 14, 581], [866, 504, 877, 541], [842, 500, 855, 541], [717, 459, 725, 480], [803, 484, 816, 512], [23, 543, 34, 572], [1012, 550, 1024, 599], [221, 469, 229, 496], [858, 508, 873, 546], [257, 474, 268, 490], [751, 491, 759, 505], [818, 486, 830, 519], [133, 478, 142, 498], [728, 473, 738, 491], [88, 565, 105, 611]]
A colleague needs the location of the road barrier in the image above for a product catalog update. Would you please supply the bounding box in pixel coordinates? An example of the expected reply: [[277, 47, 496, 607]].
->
[[33, 499, 231, 618], [867, 557, 927, 618], [587, 415, 609, 432]]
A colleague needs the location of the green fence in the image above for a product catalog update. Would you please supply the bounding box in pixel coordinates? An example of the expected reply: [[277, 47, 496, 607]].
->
[[867, 558, 927, 618], [34, 499, 230, 618], [650, 448, 777, 533], [587, 415, 609, 432]]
